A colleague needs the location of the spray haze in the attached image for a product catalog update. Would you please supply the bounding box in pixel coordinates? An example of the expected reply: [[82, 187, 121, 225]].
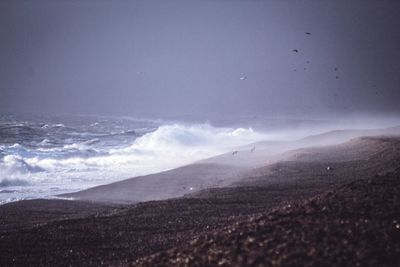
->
[[1, 1, 400, 203], [1, 0, 400, 118]]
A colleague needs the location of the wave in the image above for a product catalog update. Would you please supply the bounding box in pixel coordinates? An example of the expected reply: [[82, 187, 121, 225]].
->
[[0, 178, 29, 187], [0, 123, 270, 193], [123, 124, 266, 151], [2, 155, 45, 173]]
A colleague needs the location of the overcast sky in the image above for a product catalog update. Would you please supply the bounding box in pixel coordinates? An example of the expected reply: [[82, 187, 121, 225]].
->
[[1, 0, 399, 119]]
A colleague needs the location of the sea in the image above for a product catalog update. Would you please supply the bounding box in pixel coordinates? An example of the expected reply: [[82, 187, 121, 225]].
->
[[0, 114, 274, 204]]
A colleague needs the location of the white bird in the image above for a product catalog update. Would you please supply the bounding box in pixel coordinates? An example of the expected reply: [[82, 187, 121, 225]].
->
[[240, 76, 248, 81]]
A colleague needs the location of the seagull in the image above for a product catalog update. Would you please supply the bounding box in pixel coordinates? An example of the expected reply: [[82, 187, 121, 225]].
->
[[240, 76, 248, 81], [293, 49, 299, 53]]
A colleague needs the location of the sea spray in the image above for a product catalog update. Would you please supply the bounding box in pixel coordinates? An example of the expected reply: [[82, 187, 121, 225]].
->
[[0, 115, 270, 204]]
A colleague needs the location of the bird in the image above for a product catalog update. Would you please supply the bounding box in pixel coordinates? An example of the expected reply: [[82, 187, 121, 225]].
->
[[305, 32, 311, 35], [240, 76, 248, 81], [250, 146, 256, 152], [232, 151, 238, 156], [335, 75, 339, 79], [292, 49, 299, 53], [334, 67, 338, 71]]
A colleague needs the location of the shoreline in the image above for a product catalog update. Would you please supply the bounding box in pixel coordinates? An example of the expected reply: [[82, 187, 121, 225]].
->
[[0, 134, 399, 266]]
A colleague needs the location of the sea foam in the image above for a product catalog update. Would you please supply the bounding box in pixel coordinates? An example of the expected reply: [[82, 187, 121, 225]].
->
[[0, 121, 270, 203]]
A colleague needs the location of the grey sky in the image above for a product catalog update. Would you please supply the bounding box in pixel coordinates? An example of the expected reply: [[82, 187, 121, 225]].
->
[[0, 0, 399, 119]]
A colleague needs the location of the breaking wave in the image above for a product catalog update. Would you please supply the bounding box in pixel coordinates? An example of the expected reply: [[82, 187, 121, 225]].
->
[[0, 121, 269, 188], [0, 115, 275, 203]]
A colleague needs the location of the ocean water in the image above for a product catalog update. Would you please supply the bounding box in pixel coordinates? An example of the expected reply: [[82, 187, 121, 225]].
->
[[0, 114, 271, 204]]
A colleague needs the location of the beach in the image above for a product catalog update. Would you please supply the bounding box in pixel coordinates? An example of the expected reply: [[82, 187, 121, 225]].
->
[[0, 132, 400, 266]]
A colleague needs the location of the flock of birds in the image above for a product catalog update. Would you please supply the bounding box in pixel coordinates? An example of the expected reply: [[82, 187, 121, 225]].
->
[[238, 31, 382, 109], [290, 33, 340, 80]]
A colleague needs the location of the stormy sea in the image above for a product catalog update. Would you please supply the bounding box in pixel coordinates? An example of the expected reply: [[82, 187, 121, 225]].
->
[[0, 114, 279, 204]]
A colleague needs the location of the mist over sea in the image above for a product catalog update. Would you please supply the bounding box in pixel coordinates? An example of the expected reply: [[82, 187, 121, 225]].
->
[[1, 113, 398, 204], [0, 114, 276, 204]]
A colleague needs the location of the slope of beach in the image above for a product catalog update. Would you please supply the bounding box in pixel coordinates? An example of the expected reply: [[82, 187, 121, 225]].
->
[[61, 126, 400, 204], [137, 170, 400, 267], [0, 133, 399, 266]]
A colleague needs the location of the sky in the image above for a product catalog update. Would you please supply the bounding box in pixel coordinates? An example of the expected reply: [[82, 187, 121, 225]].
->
[[0, 0, 400, 119]]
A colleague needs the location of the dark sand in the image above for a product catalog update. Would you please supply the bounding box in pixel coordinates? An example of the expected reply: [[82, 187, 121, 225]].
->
[[137, 171, 400, 267], [0, 135, 399, 266]]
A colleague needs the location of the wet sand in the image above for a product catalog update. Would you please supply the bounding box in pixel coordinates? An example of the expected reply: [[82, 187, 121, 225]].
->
[[0, 135, 399, 266]]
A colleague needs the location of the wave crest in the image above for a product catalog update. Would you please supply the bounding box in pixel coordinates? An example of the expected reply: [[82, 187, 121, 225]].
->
[[127, 124, 264, 151]]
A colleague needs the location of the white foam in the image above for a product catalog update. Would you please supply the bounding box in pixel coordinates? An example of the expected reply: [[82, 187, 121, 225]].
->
[[0, 123, 273, 202]]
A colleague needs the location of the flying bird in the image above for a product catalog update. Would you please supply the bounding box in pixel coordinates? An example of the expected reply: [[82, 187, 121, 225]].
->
[[292, 49, 299, 53], [240, 76, 248, 81], [305, 32, 311, 35]]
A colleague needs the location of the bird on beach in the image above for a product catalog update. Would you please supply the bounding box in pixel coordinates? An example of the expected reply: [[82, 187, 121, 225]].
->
[[250, 146, 256, 152], [232, 151, 238, 156], [292, 49, 299, 53]]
